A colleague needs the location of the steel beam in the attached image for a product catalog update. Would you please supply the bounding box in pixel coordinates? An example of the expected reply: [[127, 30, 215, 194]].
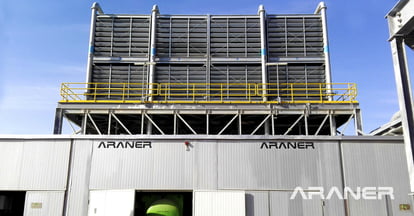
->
[[354, 109, 363, 136], [176, 113, 197, 135], [258, 5, 268, 101], [87, 113, 102, 135], [62, 113, 79, 135], [251, 114, 272, 135], [315, 114, 329, 136], [111, 113, 132, 135], [218, 114, 239, 135], [86, 3, 102, 84], [329, 112, 337, 136], [339, 114, 354, 136], [283, 114, 304, 135], [144, 113, 165, 135], [389, 36, 414, 192], [148, 5, 159, 101], [81, 113, 88, 134], [315, 2, 333, 101], [53, 108, 63, 134]]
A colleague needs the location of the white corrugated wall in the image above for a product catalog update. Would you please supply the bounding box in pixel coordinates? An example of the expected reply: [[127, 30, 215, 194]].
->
[[23, 191, 65, 216], [0, 140, 71, 190]]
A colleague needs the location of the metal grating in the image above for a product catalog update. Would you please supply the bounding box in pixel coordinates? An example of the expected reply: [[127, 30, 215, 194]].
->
[[157, 17, 207, 57], [94, 16, 150, 57], [267, 63, 325, 100], [267, 16, 323, 58], [210, 17, 261, 57], [91, 63, 148, 100], [88, 10, 327, 102]]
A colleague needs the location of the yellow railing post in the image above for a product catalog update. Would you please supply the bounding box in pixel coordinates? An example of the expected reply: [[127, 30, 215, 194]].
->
[[122, 83, 126, 102], [220, 83, 223, 102], [319, 83, 323, 103], [58, 82, 357, 104], [94, 83, 97, 102], [164, 84, 168, 102], [193, 84, 196, 102], [248, 84, 251, 102]]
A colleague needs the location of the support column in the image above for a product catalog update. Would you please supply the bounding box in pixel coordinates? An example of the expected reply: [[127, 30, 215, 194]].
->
[[354, 109, 363, 135], [258, 5, 268, 102], [86, 3, 103, 85], [206, 14, 211, 100], [390, 36, 414, 192], [329, 111, 337, 136], [315, 2, 333, 101], [148, 5, 159, 101], [53, 108, 63, 134]]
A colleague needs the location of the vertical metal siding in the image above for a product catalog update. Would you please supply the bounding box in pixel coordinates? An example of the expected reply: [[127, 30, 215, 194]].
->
[[88, 190, 135, 216], [347, 198, 388, 216], [341, 141, 412, 215], [217, 141, 322, 189], [194, 190, 245, 216], [66, 140, 94, 216], [89, 140, 193, 189], [23, 191, 65, 216], [194, 141, 218, 190], [0, 140, 70, 190], [269, 191, 323, 216], [316, 142, 346, 216], [245, 191, 269, 216]]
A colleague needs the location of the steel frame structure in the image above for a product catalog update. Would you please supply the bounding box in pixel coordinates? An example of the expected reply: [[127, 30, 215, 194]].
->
[[387, 0, 414, 192], [54, 2, 363, 136], [55, 103, 361, 136]]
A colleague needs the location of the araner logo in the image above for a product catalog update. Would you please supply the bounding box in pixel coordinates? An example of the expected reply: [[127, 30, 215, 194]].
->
[[98, 141, 152, 149], [260, 141, 315, 149]]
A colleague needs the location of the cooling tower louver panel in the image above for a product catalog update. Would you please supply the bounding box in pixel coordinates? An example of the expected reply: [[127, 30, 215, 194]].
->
[[267, 63, 325, 100], [210, 17, 261, 58], [94, 16, 150, 57], [91, 63, 148, 100], [267, 16, 323, 58], [156, 17, 208, 57]]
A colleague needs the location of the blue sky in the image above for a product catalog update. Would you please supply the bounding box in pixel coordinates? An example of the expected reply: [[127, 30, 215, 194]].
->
[[0, 0, 410, 134]]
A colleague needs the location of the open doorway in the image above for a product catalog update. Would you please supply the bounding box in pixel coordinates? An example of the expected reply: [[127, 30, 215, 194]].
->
[[134, 191, 192, 216], [0, 191, 26, 216]]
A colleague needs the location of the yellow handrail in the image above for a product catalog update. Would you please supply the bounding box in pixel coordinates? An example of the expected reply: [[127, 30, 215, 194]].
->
[[59, 82, 358, 104]]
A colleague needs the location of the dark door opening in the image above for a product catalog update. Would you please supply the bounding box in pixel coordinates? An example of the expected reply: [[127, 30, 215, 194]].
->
[[0, 191, 26, 216], [134, 191, 192, 216]]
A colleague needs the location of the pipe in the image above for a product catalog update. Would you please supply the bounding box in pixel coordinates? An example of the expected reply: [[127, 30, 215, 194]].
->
[[85, 3, 104, 86], [258, 5, 268, 101], [148, 5, 159, 101], [315, 2, 333, 101]]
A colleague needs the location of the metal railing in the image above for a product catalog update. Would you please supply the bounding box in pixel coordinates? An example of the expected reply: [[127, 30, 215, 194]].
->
[[60, 82, 357, 104]]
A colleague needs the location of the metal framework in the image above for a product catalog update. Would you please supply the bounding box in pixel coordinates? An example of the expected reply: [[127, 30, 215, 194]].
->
[[55, 103, 360, 136], [54, 2, 362, 136], [387, 0, 414, 192]]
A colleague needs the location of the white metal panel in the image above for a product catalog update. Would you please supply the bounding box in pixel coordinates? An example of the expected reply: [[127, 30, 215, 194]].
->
[[270, 191, 323, 216], [194, 190, 245, 216], [194, 141, 218, 190], [23, 191, 65, 216], [348, 198, 387, 216], [89, 140, 193, 189], [218, 141, 332, 189], [0, 140, 71, 190], [245, 191, 269, 216], [341, 141, 413, 215], [66, 140, 94, 216], [317, 142, 346, 216], [88, 190, 135, 216]]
